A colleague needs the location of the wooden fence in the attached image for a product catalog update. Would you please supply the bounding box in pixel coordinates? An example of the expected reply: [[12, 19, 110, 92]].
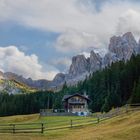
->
[[0, 118, 98, 134], [0, 104, 140, 134], [0, 123, 44, 133]]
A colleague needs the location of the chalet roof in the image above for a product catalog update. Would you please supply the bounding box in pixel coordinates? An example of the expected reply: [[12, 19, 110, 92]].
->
[[62, 95, 72, 101], [62, 93, 91, 102]]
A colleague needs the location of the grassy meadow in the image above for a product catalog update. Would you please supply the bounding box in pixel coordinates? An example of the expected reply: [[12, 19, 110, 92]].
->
[[0, 110, 140, 140]]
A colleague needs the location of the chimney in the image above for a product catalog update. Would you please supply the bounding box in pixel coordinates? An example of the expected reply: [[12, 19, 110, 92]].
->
[[84, 91, 88, 98]]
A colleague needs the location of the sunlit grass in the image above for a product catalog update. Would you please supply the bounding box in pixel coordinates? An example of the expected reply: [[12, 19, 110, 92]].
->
[[0, 110, 140, 140]]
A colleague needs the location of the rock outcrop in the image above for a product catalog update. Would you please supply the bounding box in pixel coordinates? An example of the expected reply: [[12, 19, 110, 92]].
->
[[103, 52, 119, 67], [51, 73, 65, 88], [108, 32, 138, 61], [68, 55, 89, 78], [103, 32, 139, 67], [138, 39, 140, 54], [89, 51, 102, 72]]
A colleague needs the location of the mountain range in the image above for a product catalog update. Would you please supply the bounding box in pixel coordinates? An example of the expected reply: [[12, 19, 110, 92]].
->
[[0, 32, 140, 93]]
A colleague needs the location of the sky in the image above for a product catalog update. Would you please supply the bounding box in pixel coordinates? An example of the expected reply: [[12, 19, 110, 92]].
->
[[0, 0, 140, 80]]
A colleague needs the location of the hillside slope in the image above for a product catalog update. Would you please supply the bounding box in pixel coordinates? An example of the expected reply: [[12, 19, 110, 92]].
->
[[0, 79, 36, 94], [53, 111, 140, 140]]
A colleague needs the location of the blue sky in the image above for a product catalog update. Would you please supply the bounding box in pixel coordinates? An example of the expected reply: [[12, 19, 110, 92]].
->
[[0, 22, 59, 60], [0, 0, 140, 80]]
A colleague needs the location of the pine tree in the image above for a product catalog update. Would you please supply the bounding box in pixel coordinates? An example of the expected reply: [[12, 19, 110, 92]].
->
[[131, 79, 140, 103]]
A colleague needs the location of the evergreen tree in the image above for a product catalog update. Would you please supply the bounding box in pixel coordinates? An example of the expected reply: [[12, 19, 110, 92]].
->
[[131, 79, 140, 103]]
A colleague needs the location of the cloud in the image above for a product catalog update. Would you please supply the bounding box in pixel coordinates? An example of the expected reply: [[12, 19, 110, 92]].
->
[[116, 9, 140, 38], [50, 57, 71, 72], [0, 0, 140, 34], [55, 29, 103, 53], [0, 46, 58, 80], [0, 0, 140, 46]]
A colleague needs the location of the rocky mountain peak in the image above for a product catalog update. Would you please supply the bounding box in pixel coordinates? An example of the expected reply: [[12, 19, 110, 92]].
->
[[52, 73, 65, 87], [89, 51, 102, 72], [122, 32, 135, 42], [122, 32, 138, 49], [69, 55, 89, 78], [108, 32, 138, 61]]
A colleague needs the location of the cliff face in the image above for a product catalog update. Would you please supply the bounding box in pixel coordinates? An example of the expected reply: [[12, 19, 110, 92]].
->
[[89, 51, 102, 72], [51, 73, 65, 88], [68, 55, 89, 78], [138, 39, 140, 54], [108, 32, 138, 61]]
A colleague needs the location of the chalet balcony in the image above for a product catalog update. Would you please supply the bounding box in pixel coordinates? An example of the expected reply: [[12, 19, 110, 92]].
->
[[68, 100, 86, 104]]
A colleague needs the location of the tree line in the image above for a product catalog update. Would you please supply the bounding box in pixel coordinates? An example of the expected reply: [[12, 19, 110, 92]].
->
[[0, 54, 140, 116]]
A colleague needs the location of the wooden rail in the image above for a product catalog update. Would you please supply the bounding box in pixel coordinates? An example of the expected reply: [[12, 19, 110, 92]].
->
[[0, 123, 44, 134]]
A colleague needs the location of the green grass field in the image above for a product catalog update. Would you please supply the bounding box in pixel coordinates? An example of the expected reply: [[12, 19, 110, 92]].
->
[[0, 114, 97, 132], [0, 110, 140, 140]]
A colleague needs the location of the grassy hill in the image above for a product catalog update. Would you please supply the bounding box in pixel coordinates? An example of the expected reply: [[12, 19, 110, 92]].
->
[[0, 110, 140, 140], [0, 79, 36, 94]]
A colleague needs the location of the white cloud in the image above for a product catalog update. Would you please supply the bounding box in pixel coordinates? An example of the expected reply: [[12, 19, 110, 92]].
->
[[116, 9, 140, 38], [55, 29, 103, 53], [0, 1, 139, 42], [1, 0, 140, 35], [50, 57, 71, 72], [0, 46, 58, 80]]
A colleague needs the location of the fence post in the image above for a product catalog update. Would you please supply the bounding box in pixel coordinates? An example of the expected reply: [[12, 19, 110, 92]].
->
[[125, 104, 128, 113], [41, 123, 44, 133], [97, 117, 100, 123], [70, 120, 73, 128], [12, 124, 15, 134]]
